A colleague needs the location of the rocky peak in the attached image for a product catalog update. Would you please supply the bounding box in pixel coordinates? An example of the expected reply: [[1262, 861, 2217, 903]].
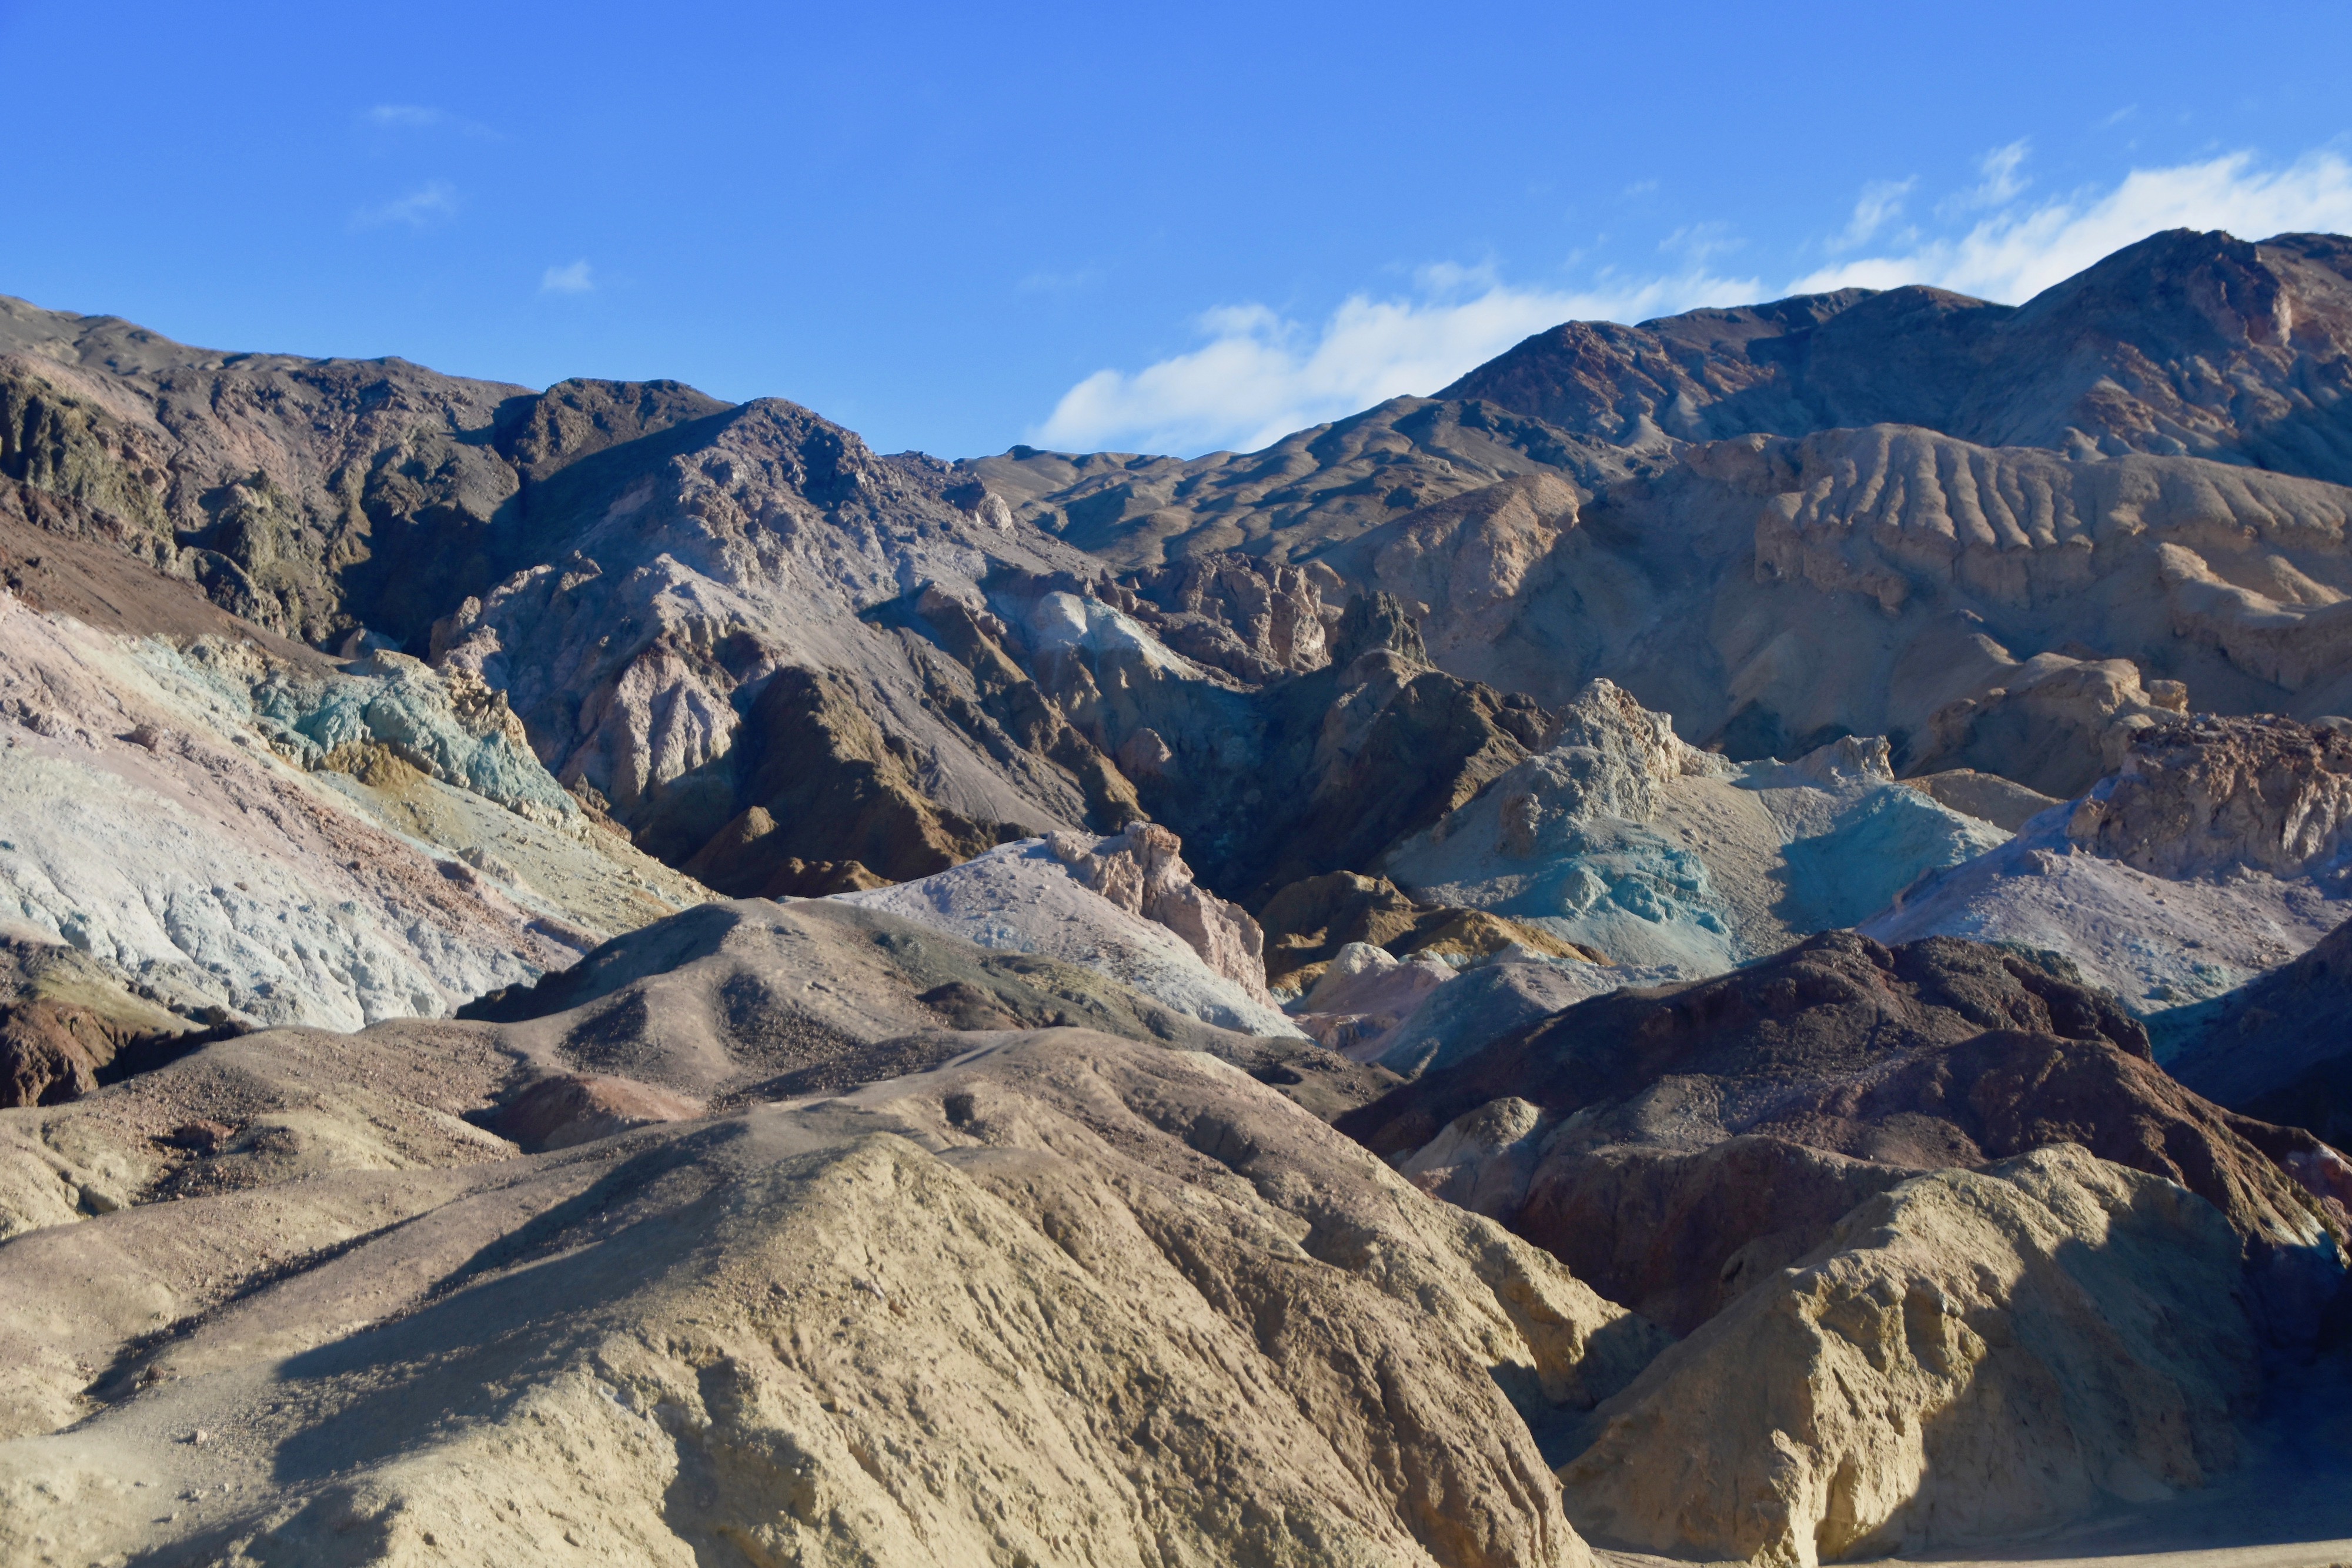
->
[[2065, 711, 2352, 882], [1329, 590, 1430, 668], [1439, 227, 2352, 483], [1044, 821, 1274, 1005], [1113, 551, 1334, 681]]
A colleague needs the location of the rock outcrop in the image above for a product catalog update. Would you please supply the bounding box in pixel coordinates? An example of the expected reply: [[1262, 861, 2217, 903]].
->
[[838, 829, 1298, 1037], [1381, 680, 2006, 974], [0, 931, 236, 1108], [1900, 767, 2064, 831], [1867, 713, 2352, 1015], [0, 567, 704, 1033], [1257, 869, 1597, 994], [2065, 712, 2352, 881], [484, 1071, 703, 1152], [1561, 1145, 2262, 1566], [1111, 550, 1335, 679]]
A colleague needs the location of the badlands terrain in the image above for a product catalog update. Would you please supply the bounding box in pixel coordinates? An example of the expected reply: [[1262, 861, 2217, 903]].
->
[[1, 226, 2350, 1566]]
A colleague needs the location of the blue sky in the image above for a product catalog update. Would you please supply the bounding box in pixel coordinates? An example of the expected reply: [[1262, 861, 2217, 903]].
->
[[3, 1, 2349, 457]]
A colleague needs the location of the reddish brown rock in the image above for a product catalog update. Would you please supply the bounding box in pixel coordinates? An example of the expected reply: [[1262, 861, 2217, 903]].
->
[[1345, 932, 2347, 1337]]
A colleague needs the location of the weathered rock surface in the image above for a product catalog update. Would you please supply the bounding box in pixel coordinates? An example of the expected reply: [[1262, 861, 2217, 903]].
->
[[1561, 1145, 2263, 1566], [1901, 767, 2064, 831], [0, 297, 1157, 906], [1112, 550, 1335, 680], [1867, 713, 2352, 1014], [949, 234, 2352, 821], [0, 575, 704, 1034], [837, 830, 1298, 1037], [1257, 868, 1597, 992], [1382, 680, 2006, 974], [958, 397, 1634, 570], [1040, 821, 1275, 1000], [1393, 420, 2352, 783], [2066, 713, 2352, 881], [485, 1071, 703, 1152], [0, 930, 235, 1109], [1444, 229, 2352, 482], [455, 894, 1274, 1099]]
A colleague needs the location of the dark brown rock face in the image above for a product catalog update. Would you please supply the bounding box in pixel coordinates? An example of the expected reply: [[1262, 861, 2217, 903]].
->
[[1342, 933, 2347, 1336], [662, 667, 1018, 890], [1342, 932, 2152, 1156]]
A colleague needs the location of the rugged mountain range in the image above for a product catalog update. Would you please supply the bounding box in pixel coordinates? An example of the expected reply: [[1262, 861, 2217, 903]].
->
[[4, 228, 2352, 1566]]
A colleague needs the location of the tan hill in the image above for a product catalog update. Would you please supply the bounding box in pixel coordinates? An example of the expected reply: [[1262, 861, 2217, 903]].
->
[[0, 898, 1650, 1568]]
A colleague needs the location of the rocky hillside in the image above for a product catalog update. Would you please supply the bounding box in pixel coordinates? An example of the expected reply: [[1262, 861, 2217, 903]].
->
[[7, 230, 2352, 1566], [973, 230, 2352, 783], [1442, 230, 2352, 479]]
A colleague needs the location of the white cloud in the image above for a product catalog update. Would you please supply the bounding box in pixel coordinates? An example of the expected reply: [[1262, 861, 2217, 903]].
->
[[1032, 269, 1760, 456], [1660, 221, 1743, 263], [1793, 147, 2352, 303], [1833, 178, 1917, 250], [1949, 139, 2031, 212], [540, 260, 595, 295], [349, 180, 457, 230]]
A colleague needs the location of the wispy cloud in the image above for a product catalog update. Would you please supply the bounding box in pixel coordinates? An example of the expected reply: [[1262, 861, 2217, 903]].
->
[[349, 180, 457, 230], [1033, 265, 1761, 456], [1660, 221, 1742, 263], [1927, 139, 2033, 226], [1793, 146, 2352, 302], [363, 103, 497, 138], [1018, 266, 1104, 293], [540, 260, 595, 295], [1833, 178, 1917, 250]]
